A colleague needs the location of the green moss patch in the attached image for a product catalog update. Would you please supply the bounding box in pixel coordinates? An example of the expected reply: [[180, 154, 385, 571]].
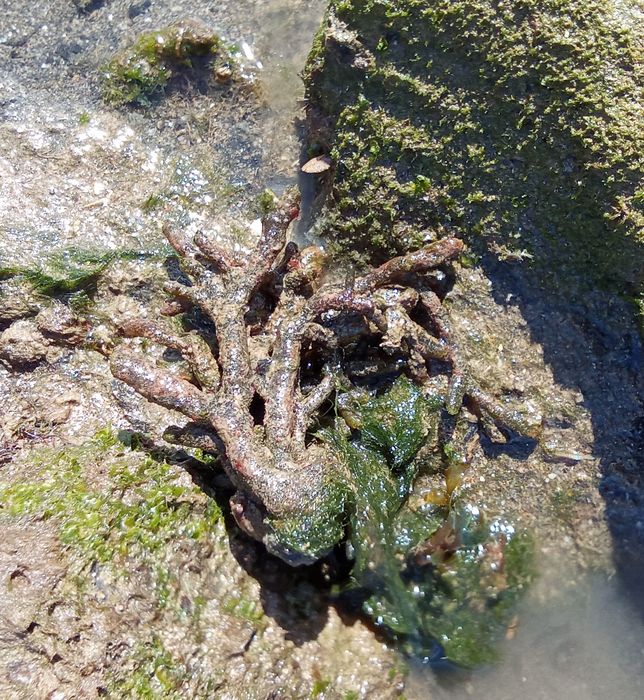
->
[[0, 428, 222, 574], [223, 596, 267, 630], [108, 635, 221, 699], [305, 0, 643, 294], [101, 21, 234, 107]]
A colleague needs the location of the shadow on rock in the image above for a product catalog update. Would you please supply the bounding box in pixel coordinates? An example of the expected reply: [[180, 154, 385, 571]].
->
[[226, 528, 333, 645], [481, 255, 644, 619], [118, 429, 333, 645]]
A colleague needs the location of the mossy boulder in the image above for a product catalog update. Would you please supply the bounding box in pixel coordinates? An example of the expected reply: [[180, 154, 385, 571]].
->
[[304, 0, 643, 295]]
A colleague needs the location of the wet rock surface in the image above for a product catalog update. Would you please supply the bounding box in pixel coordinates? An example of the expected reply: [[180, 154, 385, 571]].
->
[[302, 0, 644, 592], [0, 1, 405, 698], [35, 302, 88, 345], [0, 0, 324, 269], [301, 0, 643, 695], [0, 1, 642, 699], [0, 278, 41, 326]]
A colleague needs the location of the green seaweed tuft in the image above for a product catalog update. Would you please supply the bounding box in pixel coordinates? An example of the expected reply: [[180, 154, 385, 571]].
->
[[266, 475, 346, 564], [323, 377, 534, 666], [1, 247, 165, 297], [101, 22, 227, 107], [108, 631, 225, 696]]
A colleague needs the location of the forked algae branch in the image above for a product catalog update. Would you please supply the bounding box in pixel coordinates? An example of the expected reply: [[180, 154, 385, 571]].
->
[[108, 191, 541, 660]]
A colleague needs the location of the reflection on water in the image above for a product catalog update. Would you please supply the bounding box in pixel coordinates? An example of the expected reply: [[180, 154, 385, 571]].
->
[[254, 1, 326, 112], [406, 566, 644, 700], [246, 0, 327, 191]]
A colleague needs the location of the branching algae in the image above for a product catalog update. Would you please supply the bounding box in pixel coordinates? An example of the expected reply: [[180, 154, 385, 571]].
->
[[109, 192, 540, 662]]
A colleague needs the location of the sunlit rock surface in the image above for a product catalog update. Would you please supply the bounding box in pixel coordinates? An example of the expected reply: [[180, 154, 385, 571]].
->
[[0, 1, 642, 698]]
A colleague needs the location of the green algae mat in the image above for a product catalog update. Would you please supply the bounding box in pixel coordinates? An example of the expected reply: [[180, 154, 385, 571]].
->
[[322, 377, 535, 666], [304, 0, 643, 298]]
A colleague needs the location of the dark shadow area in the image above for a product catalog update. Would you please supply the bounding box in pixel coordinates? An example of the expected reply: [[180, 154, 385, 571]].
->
[[479, 433, 538, 462], [73, 0, 106, 15], [479, 254, 644, 619], [225, 527, 337, 646]]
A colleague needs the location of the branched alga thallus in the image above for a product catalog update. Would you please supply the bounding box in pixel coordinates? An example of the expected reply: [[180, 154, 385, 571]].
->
[[110, 191, 542, 565]]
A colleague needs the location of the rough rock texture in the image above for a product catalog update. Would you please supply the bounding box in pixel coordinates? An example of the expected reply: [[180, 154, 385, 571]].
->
[[0, 1, 410, 698], [0, 436, 404, 699], [0, 320, 50, 368], [35, 301, 88, 345], [0, 0, 642, 698], [300, 0, 644, 693], [303, 0, 643, 297], [0, 278, 41, 325]]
